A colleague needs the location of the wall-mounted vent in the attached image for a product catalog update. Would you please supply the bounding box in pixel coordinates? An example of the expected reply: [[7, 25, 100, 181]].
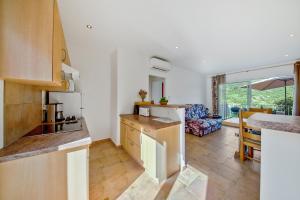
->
[[150, 57, 172, 72]]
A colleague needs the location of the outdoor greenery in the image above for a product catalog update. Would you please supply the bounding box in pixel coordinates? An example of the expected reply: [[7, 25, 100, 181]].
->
[[223, 82, 294, 116], [274, 97, 293, 115]]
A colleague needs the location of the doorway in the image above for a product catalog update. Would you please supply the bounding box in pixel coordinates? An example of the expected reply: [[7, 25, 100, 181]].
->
[[149, 75, 165, 104]]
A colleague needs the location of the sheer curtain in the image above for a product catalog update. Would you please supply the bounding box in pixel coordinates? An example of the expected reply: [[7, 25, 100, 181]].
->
[[211, 74, 226, 116], [294, 61, 300, 116]]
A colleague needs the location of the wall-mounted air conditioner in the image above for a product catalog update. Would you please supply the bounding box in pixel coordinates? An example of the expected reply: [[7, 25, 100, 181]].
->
[[150, 57, 172, 72]]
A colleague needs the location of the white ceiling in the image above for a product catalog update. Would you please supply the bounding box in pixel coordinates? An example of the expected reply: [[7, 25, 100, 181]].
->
[[58, 0, 300, 75]]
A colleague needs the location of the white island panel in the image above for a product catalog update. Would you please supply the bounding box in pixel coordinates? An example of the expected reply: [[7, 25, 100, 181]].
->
[[261, 128, 300, 200]]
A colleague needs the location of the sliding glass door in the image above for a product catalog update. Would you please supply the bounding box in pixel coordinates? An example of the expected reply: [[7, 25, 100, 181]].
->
[[219, 77, 294, 119], [219, 81, 249, 119]]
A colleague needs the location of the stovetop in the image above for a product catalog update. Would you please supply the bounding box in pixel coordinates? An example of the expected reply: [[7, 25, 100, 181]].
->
[[25, 120, 83, 137]]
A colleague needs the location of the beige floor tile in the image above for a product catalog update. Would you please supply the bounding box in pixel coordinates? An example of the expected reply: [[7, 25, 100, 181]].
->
[[90, 126, 260, 200], [186, 126, 260, 200]]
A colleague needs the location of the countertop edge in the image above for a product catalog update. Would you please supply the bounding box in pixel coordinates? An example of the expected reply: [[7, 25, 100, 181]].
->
[[58, 137, 92, 151], [0, 135, 92, 163], [247, 113, 300, 134], [0, 119, 91, 163]]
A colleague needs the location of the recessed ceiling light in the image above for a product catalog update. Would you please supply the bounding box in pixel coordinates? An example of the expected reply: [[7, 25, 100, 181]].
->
[[289, 33, 295, 37], [175, 46, 179, 49], [285, 54, 289, 57], [86, 24, 93, 29]]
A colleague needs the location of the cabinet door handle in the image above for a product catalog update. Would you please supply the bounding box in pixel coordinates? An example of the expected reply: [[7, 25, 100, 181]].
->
[[61, 49, 67, 62]]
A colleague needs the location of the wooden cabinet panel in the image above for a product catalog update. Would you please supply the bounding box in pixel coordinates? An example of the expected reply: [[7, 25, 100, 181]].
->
[[127, 126, 141, 145], [0, 146, 89, 200], [127, 138, 141, 164], [52, 0, 63, 84], [121, 122, 142, 164], [0, 149, 68, 200], [52, 0, 71, 84], [120, 123, 127, 150], [122, 118, 141, 130], [0, 0, 54, 82], [120, 117, 180, 180]]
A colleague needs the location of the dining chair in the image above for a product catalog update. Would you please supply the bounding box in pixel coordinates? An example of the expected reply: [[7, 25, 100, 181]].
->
[[249, 107, 272, 114], [239, 110, 261, 162]]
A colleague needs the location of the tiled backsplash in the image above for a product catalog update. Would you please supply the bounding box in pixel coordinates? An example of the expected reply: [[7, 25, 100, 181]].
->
[[4, 82, 42, 146]]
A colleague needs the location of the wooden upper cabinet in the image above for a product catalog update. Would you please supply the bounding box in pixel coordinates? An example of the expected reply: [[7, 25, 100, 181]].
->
[[52, 0, 63, 84], [0, 0, 71, 85]]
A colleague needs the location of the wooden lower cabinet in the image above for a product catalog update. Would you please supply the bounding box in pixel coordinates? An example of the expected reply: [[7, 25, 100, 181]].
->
[[127, 138, 141, 165], [0, 146, 89, 200], [120, 118, 180, 182], [127, 126, 141, 146], [120, 122, 142, 164], [120, 122, 127, 150]]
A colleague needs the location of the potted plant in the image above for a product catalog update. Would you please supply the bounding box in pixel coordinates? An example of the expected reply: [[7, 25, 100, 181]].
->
[[139, 89, 147, 102], [160, 97, 168, 105]]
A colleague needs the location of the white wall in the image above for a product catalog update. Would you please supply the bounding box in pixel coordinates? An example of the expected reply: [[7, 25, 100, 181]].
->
[[117, 49, 149, 115], [166, 67, 206, 104], [68, 45, 112, 141], [111, 48, 207, 144], [206, 64, 294, 111], [67, 45, 206, 143], [110, 50, 118, 144]]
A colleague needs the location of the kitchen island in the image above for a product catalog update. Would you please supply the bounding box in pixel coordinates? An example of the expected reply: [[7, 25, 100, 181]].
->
[[0, 119, 91, 200], [120, 114, 181, 183], [247, 113, 300, 200]]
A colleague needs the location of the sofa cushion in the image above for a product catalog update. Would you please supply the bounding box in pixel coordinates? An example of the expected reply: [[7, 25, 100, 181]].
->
[[185, 104, 209, 120], [185, 118, 223, 137]]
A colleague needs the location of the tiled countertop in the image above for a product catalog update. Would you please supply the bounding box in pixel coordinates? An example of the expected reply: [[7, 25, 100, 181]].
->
[[247, 113, 300, 134], [0, 119, 91, 163]]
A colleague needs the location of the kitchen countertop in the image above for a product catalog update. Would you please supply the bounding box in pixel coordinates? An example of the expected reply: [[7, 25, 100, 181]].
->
[[0, 119, 91, 163], [120, 114, 181, 131], [247, 113, 300, 134], [142, 104, 187, 108]]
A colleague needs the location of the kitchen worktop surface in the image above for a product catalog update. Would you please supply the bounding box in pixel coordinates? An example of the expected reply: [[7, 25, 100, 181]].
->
[[143, 104, 187, 108], [0, 118, 91, 163], [120, 114, 181, 131], [247, 113, 300, 134]]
